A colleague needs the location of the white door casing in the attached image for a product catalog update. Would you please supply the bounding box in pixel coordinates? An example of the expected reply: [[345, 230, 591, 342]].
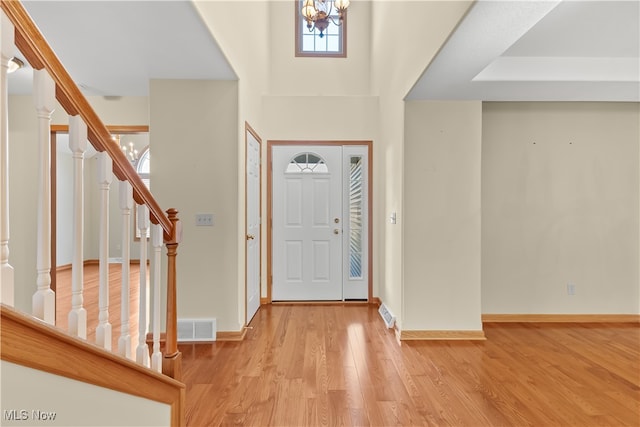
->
[[246, 128, 261, 323], [272, 146, 343, 301]]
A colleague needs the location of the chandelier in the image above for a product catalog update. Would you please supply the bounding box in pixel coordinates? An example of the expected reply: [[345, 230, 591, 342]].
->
[[301, 0, 350, 38], [114, 135, 139, 164]]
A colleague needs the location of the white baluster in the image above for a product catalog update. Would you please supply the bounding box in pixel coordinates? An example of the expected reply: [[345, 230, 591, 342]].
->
[[136, 204, 150, 367], [0, 14, 15, 305], [67, 116, 87, 338], [32, 69, 55, 324], [118, 180, 132, 359], [151, 223, 163, 373], [96, 152, 112, 349]]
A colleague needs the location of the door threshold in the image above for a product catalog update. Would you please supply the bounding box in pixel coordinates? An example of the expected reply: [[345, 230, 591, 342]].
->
[[271, 300, 371, 306]]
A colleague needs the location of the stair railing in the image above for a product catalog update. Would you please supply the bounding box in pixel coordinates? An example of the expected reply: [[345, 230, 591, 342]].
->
[[0, 0, 182, 381]]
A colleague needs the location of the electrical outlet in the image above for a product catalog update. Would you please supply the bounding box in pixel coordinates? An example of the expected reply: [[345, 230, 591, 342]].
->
[[567, 282, 576, 296], [195, 213, 214, 227]]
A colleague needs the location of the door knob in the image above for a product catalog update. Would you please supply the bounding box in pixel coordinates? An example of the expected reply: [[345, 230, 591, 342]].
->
[[333, 229, 340, 235], [246, 234, 255, 240]]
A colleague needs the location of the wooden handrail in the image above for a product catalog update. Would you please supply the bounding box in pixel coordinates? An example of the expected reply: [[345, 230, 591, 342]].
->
[[0, 0, 172, 239]]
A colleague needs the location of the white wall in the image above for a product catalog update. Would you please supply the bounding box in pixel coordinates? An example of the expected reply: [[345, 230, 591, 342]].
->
[[482, 102, 640, 314], [54, 133, 149, 267], [404, 100, 482, 331], [106, 133, 150, 262], [8, 95, 149, 313], [1, 361, 170, 427], [52, 97, 150, 265], [149, 79, 240, 332], [55, 141, 73, 266]]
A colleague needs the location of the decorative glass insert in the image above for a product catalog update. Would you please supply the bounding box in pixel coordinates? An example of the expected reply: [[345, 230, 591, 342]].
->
[[295, 0, 346, 57], [286, 152, 329, 173], [349, 156, 363, 279]]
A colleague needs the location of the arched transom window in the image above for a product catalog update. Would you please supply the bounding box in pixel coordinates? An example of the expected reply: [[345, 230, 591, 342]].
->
[[285, 152, 329, 173], [136, 146, 150, 185]]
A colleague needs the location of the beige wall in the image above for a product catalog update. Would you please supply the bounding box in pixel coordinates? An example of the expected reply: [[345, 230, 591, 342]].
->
[[404, 100, 482, 330], [193, 1, 268, 327], [267, 1, 372, 96], [263, 0, 378, 299], [262, 95, 378, 140], [7, 95, 39, 312], [482, 102, 640, 314], [14, 3, 637, 341], [149, 79, 241, 332], [196, 1, 472, 329], [370, 1, 473, 328]]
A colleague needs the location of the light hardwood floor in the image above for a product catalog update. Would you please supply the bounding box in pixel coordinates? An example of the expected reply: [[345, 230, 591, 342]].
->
[[55, 267, 640, 426], [181, 305, 640, 427], [55, 262, 142, 353]]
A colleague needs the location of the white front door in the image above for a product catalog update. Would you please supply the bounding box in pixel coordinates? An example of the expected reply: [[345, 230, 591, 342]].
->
[[272, 146, 343, 300], [246, 128, 261, 323]]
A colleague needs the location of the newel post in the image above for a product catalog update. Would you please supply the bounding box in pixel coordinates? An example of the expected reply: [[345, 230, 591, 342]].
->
[[163, 208, 182, 381]]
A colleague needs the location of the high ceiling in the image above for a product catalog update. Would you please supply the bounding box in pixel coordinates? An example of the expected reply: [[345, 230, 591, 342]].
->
[[7, 1, 639, 102], [406, 0, 640, 101], [8, 0, 236, 96]]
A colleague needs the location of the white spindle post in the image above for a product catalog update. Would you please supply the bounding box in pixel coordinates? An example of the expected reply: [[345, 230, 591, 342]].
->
[[32, 69, 56, 324], [118, 180, 133, 358], [67, 116, 87, 338], [136, 204, 150, 367], [0, 14, 15, 305], [96, 152, 112, 349], [151, 223, 163, 373]]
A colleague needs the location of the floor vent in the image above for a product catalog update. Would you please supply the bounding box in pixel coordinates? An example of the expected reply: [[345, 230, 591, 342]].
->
[[378, 303, 395, 329], [177, 319, 216, 342]]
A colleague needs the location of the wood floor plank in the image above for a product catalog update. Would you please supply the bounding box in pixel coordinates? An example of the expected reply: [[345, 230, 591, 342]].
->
[[58, 272, 639, 427], [55, 263, 142, 355], [179, 306, 639, 427]]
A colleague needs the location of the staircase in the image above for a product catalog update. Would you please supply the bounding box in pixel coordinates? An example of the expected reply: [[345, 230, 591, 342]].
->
[[1, 1, 184, 425]]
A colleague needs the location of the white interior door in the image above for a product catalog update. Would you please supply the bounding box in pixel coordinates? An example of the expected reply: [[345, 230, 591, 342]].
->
[[246, 130, 261, 323], [272, 146, 343, 300]]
